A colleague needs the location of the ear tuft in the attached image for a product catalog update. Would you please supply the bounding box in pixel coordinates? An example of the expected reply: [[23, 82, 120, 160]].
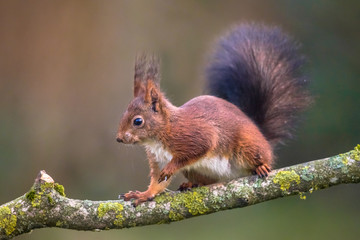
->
[[134, 53, 160, 97]]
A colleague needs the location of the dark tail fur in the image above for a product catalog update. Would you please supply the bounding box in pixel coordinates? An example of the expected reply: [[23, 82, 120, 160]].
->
[[205, 23, 311, 146]]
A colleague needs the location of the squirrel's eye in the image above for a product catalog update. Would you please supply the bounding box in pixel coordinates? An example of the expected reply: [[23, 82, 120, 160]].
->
[[133, 117, 143, 126]]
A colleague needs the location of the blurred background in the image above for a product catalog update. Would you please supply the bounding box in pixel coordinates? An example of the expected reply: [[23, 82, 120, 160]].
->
[[0, 0, 359, 239]]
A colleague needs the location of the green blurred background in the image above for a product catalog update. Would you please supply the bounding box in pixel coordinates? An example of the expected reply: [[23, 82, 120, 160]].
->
[[0, 0, 359, 239]]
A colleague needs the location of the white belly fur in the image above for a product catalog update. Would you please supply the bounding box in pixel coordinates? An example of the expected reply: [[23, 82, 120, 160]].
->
[[145, 141, 248, 182], [145, 141, 172, 170]]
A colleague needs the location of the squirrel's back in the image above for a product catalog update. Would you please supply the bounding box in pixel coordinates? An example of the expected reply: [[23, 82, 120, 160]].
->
[[205, 23, 311, 146]]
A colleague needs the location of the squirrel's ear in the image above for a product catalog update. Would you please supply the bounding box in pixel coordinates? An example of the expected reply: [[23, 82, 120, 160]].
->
[[145, 80, 161, 112]]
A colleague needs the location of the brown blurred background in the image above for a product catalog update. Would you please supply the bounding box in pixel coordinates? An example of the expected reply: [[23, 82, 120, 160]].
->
[[0, 0, 359, 239]]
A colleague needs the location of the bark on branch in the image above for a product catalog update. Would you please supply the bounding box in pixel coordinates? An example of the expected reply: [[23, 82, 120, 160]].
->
[[1, 146, 360, 239]]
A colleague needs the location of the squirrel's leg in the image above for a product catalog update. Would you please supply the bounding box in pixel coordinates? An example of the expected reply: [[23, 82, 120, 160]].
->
[[231, 127, 274, 178], [238, 137, 273, 178], [121, 152, 171, 206]]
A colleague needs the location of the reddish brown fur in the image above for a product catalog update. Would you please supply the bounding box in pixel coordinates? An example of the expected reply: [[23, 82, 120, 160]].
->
[[159, 96, 273, 184], [117, 55, 272, 205]]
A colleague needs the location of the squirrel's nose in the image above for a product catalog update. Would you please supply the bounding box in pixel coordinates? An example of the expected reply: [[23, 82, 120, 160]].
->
[[116, 137, 123, 143]]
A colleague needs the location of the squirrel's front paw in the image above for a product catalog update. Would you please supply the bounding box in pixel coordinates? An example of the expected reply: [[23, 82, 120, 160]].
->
[[119, 190, 141, 201], [133, 195, 154, 207], [119, 190, 154, 206]]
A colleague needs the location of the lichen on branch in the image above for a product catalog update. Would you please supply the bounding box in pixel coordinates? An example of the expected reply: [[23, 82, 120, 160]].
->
[[0, 145, 359, 239]]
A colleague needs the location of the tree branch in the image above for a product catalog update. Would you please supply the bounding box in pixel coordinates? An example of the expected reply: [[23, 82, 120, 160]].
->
[[1, 146, 359, 239]]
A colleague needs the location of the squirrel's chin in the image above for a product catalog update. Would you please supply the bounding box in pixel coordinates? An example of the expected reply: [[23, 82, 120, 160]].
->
[[131, 138, 145, 145]]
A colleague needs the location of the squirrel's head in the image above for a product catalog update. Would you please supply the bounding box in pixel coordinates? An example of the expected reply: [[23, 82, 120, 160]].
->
[[116, 54, 170, 144]]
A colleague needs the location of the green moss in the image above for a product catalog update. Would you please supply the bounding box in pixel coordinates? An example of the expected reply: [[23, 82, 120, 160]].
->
[[47, 194, 55, 206], [336, 152, 349, 167], [56, 221, 64, 227], [25, 188, 43, 207], [309, 182, 320, 194], [157, 219, 169, 225], [169, 210, 184, 221], [184, 191, 209, 215], [0, 206, 17, 236], [273, 170, 300, 191], [155, 187, 210, 221], [154, 192, 171, 204], [355, 144, 360, 151], [337, 144, 360, 164], [169, 187, 210, 220], [18, 210, 25, 217], [54, 183, 66, 197], [350, 144, 360, 161], [25, 182, 64, 209], [341, 155, 349, 164], [25, 189, 36, 202], [332, 146, 360, 174], [299, 192, 307, 200], [40, 182, 54, 192], [97, 202, 124, 227]]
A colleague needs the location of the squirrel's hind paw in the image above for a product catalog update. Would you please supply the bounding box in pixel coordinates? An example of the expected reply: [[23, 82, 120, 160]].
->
[[178, 182, 202, 192], [254, 164, 271, 178]]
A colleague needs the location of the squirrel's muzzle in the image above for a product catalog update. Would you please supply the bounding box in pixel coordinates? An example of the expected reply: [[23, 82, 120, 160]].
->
[[116, 132, 138, 144]]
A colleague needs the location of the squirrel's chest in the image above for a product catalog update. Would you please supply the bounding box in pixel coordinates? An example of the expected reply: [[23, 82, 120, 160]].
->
[[145, 142, 173, 169], [145, 142, 247, 182]]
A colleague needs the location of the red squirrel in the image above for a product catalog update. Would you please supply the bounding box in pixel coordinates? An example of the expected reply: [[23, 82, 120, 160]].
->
[[116, 23, 310, 206]]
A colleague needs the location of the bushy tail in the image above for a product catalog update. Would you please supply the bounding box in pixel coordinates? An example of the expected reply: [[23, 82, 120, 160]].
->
[[205, 23, 311, 146]]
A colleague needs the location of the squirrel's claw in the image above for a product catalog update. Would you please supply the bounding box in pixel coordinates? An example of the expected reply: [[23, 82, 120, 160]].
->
[[255, 164, 271, 178], [133, 193, 155, 207], [120, 190, 142, 201], [178, 182, 200, 192], [120, 190, 155, 206]]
